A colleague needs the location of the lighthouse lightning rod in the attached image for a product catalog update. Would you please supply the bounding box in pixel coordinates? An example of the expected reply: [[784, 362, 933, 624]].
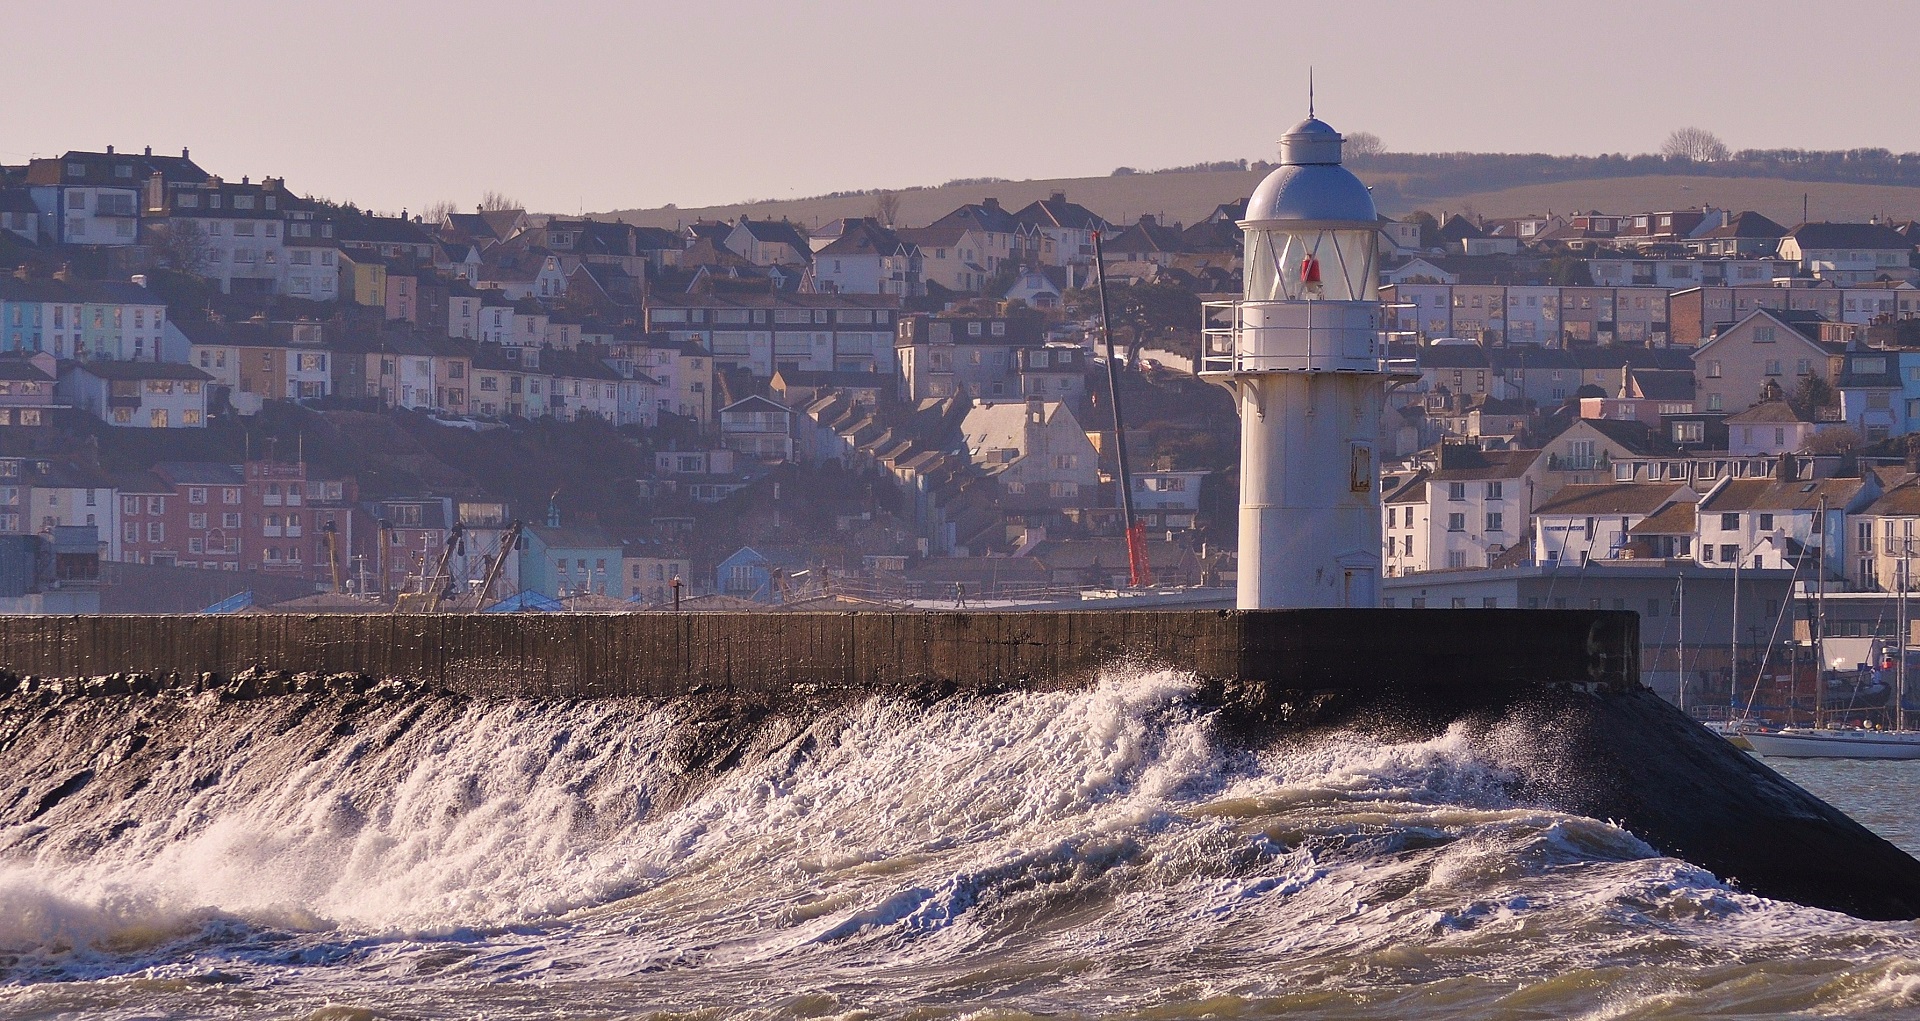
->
[[1091, 229, 1150, 586]]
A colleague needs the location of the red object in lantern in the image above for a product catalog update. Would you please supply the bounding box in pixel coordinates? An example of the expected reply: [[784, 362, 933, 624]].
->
[[1300, 254, 1322, 286]]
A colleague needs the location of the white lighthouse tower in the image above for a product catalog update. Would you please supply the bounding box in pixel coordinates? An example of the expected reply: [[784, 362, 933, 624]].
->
[[1202, 111, 1386, 609]]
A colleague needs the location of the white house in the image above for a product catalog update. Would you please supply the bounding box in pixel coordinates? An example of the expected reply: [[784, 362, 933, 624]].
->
[[1529, 483, 1693, 566], [58, 361, 212, 428]]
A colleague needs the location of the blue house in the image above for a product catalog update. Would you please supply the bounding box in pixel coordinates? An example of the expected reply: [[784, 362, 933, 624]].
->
[[713, 545, 814, 603], [1838, 349, 1909, 444], [520, 522, 622, 598]]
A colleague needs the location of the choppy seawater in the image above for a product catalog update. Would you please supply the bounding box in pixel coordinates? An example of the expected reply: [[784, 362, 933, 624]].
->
[[1, 671, 1918, 1020]]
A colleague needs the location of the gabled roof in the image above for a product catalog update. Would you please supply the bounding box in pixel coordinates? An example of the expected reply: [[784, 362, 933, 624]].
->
[[735, 217, 809, 249], [1103, 214, 1185, 255], [1013, 192, 1109, 232], [1418, 343, 1491, 369], [930, 198, 1022, 235], [815, 218, 913, 257], [1700, 476, 1866, 513], [719, 393, 792, 415], [1702, 211, 1787, 240], [1786, 221, 1912, 251], [62, 359, 213, 382], [1534, 482, 1687, 517], [1625, 368, 1696, 401], [1430, 448, 1540, 481], [151, 462, 244, 486], [1695, 307, 1841, 354], [1629, 500, 1697, 536], [1863, 481, 1920, 517], [1723, 400, 1810, 425]]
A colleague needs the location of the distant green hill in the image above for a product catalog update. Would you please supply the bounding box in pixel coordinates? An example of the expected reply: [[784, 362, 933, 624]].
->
[[595, 150, 1920, 232]]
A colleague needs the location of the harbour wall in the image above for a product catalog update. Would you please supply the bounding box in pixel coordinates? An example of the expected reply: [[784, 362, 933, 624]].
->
[[0, 609, 1637, 700], [4, 607, 1920, 922]]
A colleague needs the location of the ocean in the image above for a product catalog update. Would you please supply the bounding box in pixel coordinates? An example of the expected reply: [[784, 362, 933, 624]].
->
[[1, 670, 1917, 1020]]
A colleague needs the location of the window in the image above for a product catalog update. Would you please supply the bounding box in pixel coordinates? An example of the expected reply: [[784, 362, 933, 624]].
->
[[1721, 513, 1739, 531], [1707, 360, 1722, 378], [1486, 512, 1504, 532], [1759, 513, 1774, 530], [188, 487, 207, 504], [1764, 360, 1782, 376], [1721, 543, 1739, 562], [1448, 482, 1466, 501], [1447, 513, 1466, 532], [1485, 481, 1502, 500], [1647, 598, 1661, 617], [188, 513, 207, 529]]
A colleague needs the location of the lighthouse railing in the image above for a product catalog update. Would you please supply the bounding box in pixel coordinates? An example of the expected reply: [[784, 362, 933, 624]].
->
[[1200, 299, 1387, 375]]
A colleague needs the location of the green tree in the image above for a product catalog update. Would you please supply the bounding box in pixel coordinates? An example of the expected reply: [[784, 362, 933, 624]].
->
[[1790, 375, 1837, 418]]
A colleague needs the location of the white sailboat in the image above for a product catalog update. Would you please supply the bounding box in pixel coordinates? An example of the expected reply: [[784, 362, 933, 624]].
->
[[1748, 555, 1920, 759]]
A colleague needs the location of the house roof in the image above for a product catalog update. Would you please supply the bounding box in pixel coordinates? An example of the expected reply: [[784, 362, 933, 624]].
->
[[1702, 211, 1787, 240], [929, 198, 1022, 236], [1534, 483, 1686, 517], [0, 357, 53, 382], [151, 461, 244, 486], [1786, 221, 1912, 251], [1430, 448, 1540, 481], [1723, 400, 1811, 425], [1418, 343, 1491, 369], [1013, 192, 1109, 232], [815, 219, 913, 257], [1629, 501, 1698, 536], [1700, 476, 1866, 513], [735, 218, 809, 249], [1626, 368, 1696, 401], [1863, 481, 1920, 516], [62, 360, 213, 382], [720, 394, 792, 415], [525, 524, 618, 551]]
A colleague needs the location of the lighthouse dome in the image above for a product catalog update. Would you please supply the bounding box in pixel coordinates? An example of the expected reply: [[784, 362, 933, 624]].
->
[[1243, 117, 1377, 226]]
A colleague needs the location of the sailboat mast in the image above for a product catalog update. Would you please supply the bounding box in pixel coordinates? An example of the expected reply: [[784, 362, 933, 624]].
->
[[1731, 552, 1741, 720], [1677, 571, 1687, 715], [1889, 556, 1904, 733], [1816, 495, 1826, 728]]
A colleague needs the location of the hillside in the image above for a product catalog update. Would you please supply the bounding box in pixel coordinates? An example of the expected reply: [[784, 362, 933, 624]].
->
[[597, 162, 1920, 231]]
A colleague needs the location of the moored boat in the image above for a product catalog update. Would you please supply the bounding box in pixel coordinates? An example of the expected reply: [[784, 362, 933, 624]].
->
[[1745, 727, 1920, 760]]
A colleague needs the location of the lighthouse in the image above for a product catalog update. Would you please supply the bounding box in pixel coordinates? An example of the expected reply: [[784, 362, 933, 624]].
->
[[1202, 112, 1387, 609]]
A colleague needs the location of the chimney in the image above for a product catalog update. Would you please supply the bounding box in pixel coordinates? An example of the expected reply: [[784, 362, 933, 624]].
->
[[1050, 191, 1067, 203], [143, 146, 152, 156], [984, 197, 1001, 211], [181, 148, 189, 159], [241, 175, 249, 185], [106, 145, 114, 155]]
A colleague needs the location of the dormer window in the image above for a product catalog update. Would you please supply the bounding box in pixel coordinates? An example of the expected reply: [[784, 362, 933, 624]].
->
[[177, 193, 200, 208], [209, 195, 222, 208], [234, 195, 255, 210], [115, 165, 133, 179]]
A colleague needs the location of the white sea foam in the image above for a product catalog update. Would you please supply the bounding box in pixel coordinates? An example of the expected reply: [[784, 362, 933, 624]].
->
[[0, 667, 1914, 1019]]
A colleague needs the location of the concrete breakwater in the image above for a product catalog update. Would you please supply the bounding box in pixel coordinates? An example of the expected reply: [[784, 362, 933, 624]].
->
[[0, 609, 1636, 700], [2, 608, 1918, 920]]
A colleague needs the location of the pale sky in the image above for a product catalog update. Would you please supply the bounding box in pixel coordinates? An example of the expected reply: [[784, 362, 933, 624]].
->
[[5, 1, 1916, 216]]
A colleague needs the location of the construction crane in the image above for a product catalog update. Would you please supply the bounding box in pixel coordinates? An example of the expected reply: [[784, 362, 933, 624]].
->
[[394, 522, 464, 613], [321, 519, 344, 593], [469, 520, 523, 611]]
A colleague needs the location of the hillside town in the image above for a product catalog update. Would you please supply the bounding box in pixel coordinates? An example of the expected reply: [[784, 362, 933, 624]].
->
[[9, 144, 1920, 669]]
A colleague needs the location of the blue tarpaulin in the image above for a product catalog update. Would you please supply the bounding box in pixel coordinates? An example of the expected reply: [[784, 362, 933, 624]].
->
[[482, 589, 565, 613], [203, 591, 255, 614]]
